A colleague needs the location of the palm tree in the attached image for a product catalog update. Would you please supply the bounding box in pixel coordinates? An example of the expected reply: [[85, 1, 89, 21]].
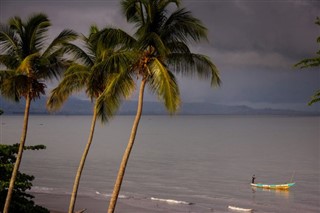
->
[[47, 25, 136, 213], [102, 1, 221, 212], [0, 13, 77, 213], [294, 17, 320, 105]]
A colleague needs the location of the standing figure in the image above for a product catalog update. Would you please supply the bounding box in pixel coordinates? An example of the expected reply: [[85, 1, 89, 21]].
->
[[252, 175, 256, 183]]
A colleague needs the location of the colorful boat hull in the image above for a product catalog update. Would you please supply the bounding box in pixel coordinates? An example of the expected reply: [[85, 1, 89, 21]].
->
[[251, 182, 295, 190]]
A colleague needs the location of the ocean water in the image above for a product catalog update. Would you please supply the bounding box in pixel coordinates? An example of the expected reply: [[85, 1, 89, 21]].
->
[[0, 115, 319, 212]]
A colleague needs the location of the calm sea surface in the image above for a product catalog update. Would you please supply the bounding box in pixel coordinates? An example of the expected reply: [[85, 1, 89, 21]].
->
[[1, 115, 319, 212]]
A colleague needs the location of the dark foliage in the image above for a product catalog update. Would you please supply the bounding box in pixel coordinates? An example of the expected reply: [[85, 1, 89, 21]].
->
[[0, 144, 49, 213]]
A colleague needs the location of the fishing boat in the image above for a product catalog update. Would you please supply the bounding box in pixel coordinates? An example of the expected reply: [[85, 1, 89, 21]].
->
[[250, 182, 295, 190]]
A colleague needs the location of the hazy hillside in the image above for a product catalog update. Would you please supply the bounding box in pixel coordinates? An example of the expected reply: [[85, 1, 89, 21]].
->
[[1, 96, 319, 116]]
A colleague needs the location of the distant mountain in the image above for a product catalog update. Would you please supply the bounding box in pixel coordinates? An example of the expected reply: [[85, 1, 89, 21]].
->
[[0, 97, 92, 115], [0, 96, 319, 116]]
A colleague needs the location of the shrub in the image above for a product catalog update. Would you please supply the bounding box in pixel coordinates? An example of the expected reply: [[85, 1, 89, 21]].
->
[[0, 144, 49, 213]]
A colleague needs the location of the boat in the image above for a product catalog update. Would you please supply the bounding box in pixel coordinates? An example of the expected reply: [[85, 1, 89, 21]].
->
[[228, 205, 253, 212], [250, 182, 295, 190]]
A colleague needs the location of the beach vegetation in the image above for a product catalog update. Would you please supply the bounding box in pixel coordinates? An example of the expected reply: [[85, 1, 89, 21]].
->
[[105, 1, 221, 212], [0, 13, 77, 212], [295, 17, 320, 105], [0, 144, 49, 213]]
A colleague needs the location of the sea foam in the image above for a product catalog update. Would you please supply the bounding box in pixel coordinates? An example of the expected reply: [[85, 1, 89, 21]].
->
[[95, 191, 129, 199], [150, 197, 192, 205], [30, 186, 54, 193]]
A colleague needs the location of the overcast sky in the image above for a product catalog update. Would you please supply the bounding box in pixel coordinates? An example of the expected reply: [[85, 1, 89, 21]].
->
[[1, 0, 319, 111]]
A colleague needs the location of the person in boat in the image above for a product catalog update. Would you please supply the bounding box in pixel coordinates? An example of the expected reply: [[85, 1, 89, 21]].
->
[[252, 175, 256, 183]]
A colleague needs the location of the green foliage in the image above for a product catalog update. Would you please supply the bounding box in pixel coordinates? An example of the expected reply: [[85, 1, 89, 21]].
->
[[295, 17, 320, 105], [308, 90, 320, 106], [111, 0, 221, 114], [0, 144, 49, 213], [0, 13, 77, 102], [47, 26, 136, 123]]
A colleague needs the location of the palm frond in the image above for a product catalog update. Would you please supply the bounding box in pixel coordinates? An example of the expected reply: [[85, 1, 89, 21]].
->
[[96, 72, 135, 123], [100, 50, 139, 75], [89, 25, 100, 35], [95, 94, 114, 123], [47, 64, 90, 111], [94, 47, 138, 122], [63, 43, 94, 67], [161, 8, 207, 43], [133, 3, 165, 39], [0, 54, 19, 69], [315, 16, 320, 26], [166, 41, 191, 54], [148, 58, 180, 113], [30, 79, 46, 99], [0, 70, 15, 85], [35, 51, 66, 81], [0, 24, 21, 59], [25, 13, 51, 52], [1, 69, 46, 102], [158, 0, 181, 10], [83, 28, 100, 55], [192, 54, 221, 87], [308, 89, 320, 105], [137, 32, 169, 56], [294, 57, 320, 69], [0, 73, 29, 101], [168, 53, 221, 86], [17, 52, 40, 74], [8, 16, 24, 53], [121, 0, 147, 25], [8, 16, 23, 34], [42, 29, 78, 57], [87, 50, 137, 98], [98, 28, 136, 50], [86, 63, 108, 97]]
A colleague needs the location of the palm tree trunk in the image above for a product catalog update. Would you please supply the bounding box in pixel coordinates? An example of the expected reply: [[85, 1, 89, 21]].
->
[[68, 106, 98, 213], [108, 78, 147, 213], [3, 94, 31, 213]]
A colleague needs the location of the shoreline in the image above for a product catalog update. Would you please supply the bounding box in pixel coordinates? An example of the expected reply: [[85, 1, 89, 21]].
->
[[32, 192, 200, 213]]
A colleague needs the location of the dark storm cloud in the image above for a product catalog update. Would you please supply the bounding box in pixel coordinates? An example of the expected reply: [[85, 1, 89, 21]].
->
[[1, 1, 131, 35], [180, 0, 320, 75], [178, 0, 320, 109], [1, 0, 319, 110], [186, 1, 319, 58]]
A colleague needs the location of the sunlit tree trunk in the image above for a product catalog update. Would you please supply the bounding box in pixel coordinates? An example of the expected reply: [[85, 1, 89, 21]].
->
[[108, 78, 147, 213], [3, 94, 31, 213], [68, 107, 98, 213]]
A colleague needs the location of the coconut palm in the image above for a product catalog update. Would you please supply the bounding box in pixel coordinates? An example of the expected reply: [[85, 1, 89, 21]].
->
[[102, 1, 221, 212], [47, 25, 136, 213], [295, 17, 320, 105], [0, 13, 77, 213]]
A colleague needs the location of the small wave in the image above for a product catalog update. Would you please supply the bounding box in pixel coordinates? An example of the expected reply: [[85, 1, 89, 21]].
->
[[30, 186, 54, 193], [150, 197, 192, 205], [95, 191, 129, 199]]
